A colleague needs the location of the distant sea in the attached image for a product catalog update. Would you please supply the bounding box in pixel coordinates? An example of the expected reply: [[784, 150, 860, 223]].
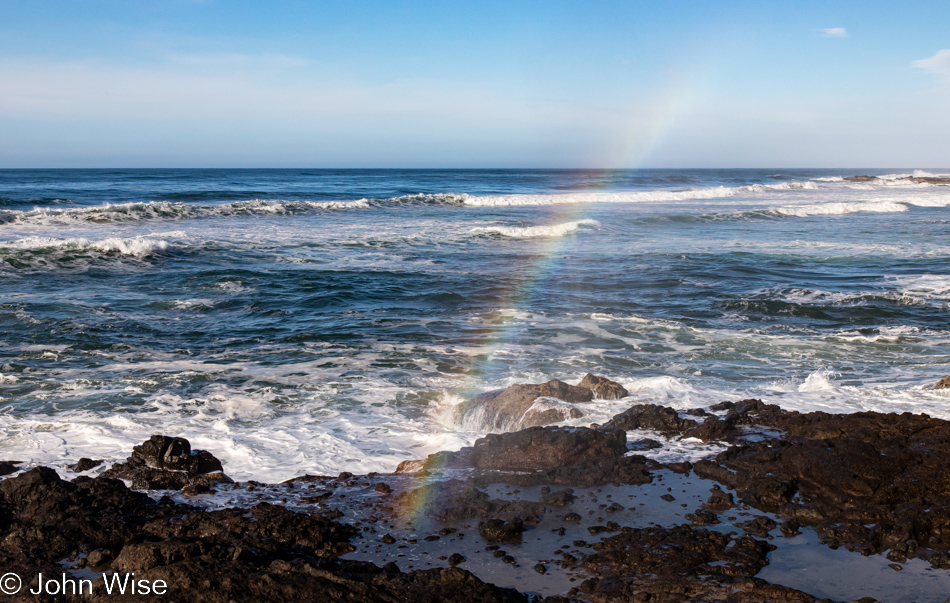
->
[[1, 168, 948, 481]]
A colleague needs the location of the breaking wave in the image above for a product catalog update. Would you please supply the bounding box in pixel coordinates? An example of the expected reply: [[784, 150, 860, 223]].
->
[[470, 219, 601, 238], [0, 198, 371, 227], [1, 235, 171, 256]]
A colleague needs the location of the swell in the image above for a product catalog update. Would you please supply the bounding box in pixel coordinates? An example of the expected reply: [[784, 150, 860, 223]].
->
[[0, 235, 176, 273], [0, 198, 372, 227], [0, 182, 821, 227]]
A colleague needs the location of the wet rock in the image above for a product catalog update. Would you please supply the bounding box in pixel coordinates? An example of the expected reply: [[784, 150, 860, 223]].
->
[[86, 548, 114, 567], [780, 519, 802, 537], [665, 461, 692, 475], [455, 379, 592, 431], [131, 435, 223, 474], [739, 516, 777, 538], [394, 459, 427, 474], [71, 458, 102, 473], [0, 460, 21, 476], [685, 509, 720, 526], [375, 482, 393, 494], [533, 563, 546, 574], [103, 435, 231, 490], [703, 485, 735, 511], [448, 553, 466, 566], [407, 425, 652, 488], [567, 524, 824, 603], [603, 404, 697, 435], [576, 373, 628, 400], [628, 438, 663, 451], [935, 376, 950, 390], [470, 426, 625, 472], [844, 175, 878, 182], [381, 534, 396, 545], [478, 518, 524, 543], [404, 480, 544, 525], [181, 483, 214, 496], [692, 408, 950, 567], [660, 494, 675, 502], [563, 512, 581, 522], [2, 467, 512, 603], [539, 488, 575, 507]]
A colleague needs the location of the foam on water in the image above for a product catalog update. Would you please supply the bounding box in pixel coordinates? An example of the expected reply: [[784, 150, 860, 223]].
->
[[0, 198, 371, 227], [769, 200, 909, 217], [0, 235, 171, 256], [469, 218, 600, 238]]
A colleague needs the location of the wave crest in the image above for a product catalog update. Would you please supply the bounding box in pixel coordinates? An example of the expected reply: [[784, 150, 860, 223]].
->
[[470, 219, 601, 238]]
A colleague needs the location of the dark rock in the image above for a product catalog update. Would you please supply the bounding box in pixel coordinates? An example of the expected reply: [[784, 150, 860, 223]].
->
[[470, 426, 625, 472], [181, 483, 214, 496], [566, 524, 828, 602], [131, 435, 223, 474], [381, 534, 396, 544], [576, 373, 628, 400], [102, 435, 231, 490], [0, 460, 20, 476], [539, 488, 575, 507], [685, 509, 720, 526], [935, 376, 950, 390], [86, 548, 114, 567], [478, 518, 524, 543], [375, 482, 393, 494], [687, 407, 950, 567], [666, 461, 692, 475], [455, 379, 593, 431], [407, 425, 652, 488], [628, 438, 663, 451], [534, 563, 547, 574], [660, 494, 675, 502], [780, 519, 802, 537], [703, 485, 735, 511], [563, 513, 581, 522], [71, 458, 102, 473], [603, 404, 697, 435], [403, 480, 544, 524], [739, 516, 777, 538], [448, 553, 466, 566], [0, 463, 530, 602], [844, 175, 878, 182]]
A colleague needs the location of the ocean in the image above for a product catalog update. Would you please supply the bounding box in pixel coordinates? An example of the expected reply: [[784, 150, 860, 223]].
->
[[1, 168, 948, 482]]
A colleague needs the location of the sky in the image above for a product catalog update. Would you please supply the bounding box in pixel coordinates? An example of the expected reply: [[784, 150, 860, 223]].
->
[[0, 0, 948, 168]]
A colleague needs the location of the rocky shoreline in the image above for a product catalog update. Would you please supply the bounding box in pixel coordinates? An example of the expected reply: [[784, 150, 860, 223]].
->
[[2, 376, 950, 601]]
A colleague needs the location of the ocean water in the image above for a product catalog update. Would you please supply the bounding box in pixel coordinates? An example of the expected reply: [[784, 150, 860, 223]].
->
[[1, 168, 949, 481]]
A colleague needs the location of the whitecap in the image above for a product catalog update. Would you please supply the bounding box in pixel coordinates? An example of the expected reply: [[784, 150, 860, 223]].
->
[[470, 219, 600, 238]]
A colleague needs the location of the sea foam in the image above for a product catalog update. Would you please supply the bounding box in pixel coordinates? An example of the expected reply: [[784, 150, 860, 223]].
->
[[470, 219, 601, 238]]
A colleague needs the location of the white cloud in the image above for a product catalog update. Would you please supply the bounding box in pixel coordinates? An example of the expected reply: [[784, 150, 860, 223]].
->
[[822, 28, 848, 38], [914, 49, 950, 77]]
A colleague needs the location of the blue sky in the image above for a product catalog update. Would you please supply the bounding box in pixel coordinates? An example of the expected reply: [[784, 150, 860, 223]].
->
[[1, 1, 948, 168]]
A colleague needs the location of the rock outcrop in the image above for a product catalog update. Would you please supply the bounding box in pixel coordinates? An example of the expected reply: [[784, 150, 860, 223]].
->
[[0, 466, 527, 603], [577, 373, 629, 400], [103, 435, 232, 490], [403, 425, 652, 488], [568, 525, 827, 602], [453, 374, 627, 431]]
